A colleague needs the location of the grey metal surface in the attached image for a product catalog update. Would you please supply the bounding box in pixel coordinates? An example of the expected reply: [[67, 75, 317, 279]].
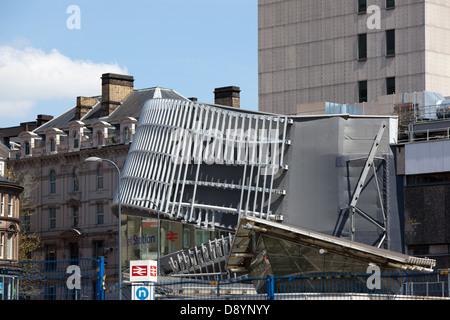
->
[[278, 115, 403, 252], [114, 99, 404, 256], [405, 140, 450, 175], [106, 88, 188, 123], [160, 234, 234, 279], [115, 98, 290, 232], [227, 215, 436, 275], [33, 106, 79, 134], [33, 88, 188, 134]]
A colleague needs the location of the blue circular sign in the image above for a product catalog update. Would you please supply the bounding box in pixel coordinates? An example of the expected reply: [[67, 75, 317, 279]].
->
[[136, 287, 149, 300]]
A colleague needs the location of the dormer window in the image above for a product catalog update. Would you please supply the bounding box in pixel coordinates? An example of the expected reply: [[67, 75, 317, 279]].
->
[[92, 120, 110, 148], [68, 120, 85, 152], [24, 142, 30, 155], [124, 127, 130, 143], [44, 128, 65, 154], [97, 131, 103, 146], [73, 132, 79, 149], [50, 138, 56, 152], [19, 131, 38, 158], [120, 117, 137, 144]]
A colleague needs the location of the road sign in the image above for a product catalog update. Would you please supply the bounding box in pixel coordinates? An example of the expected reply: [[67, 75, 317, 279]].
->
[[132, 284, 154, 300], [129, 260, 158, 282]]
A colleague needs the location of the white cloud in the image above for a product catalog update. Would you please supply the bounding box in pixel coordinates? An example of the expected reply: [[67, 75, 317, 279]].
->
[[0, 45, 128, 121]]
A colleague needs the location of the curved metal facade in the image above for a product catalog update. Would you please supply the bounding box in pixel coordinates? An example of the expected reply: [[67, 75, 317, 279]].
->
[[116, 99, 290, 232], [113, 97, 406, 258]]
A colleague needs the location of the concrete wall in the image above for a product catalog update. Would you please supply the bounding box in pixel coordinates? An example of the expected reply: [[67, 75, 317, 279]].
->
[[425, 0, 450, 97], [258, 0, 450, 114]]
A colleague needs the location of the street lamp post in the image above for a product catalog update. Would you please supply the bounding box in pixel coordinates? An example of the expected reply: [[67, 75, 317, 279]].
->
[[131, 198, 161, 277], [84, 156, 122, 300]]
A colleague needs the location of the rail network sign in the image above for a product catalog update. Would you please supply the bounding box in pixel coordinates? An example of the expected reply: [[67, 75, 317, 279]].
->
[[166, 231, 178, 242], [129, 260, 158, 282]]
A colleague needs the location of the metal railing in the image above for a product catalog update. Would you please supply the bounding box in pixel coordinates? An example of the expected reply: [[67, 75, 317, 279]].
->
[[2, 258, 449, 300], [0, 258, 105, 300], [109, 269, 450, 300]]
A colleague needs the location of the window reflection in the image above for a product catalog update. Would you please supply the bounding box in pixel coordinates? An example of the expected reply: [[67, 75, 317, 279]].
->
[[250, 235, 378, 277]]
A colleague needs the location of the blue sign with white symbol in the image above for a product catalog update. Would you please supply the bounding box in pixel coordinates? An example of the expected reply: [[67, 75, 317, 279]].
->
[[132, 283, 154, 300], [136, 287, 149, 300]]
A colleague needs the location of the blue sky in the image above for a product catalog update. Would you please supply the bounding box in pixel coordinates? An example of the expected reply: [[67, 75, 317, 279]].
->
[[0, 0, 258, 128]]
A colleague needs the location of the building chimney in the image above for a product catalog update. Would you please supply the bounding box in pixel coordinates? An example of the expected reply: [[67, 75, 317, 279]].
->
[[36, 115, 54, 127], [101, 73, 134, 117], [75, 97, 98, 120], [214, 86, 240, 108]]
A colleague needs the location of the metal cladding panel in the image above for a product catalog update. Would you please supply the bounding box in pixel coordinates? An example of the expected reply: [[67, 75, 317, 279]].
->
[[115, 99, 403, 253], [282, 116, 403, 252], [282, 117, 341, 230], [405, 140, 450, 175], [116, 99, 289, 232]]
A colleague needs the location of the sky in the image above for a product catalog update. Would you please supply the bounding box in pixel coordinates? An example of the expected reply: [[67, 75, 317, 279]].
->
[[0, 0, 258, 128]]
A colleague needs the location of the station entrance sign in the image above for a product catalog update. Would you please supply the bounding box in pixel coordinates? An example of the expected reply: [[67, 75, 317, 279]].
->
[[129, 260, 158, 283], [130, 260, 157, 301]]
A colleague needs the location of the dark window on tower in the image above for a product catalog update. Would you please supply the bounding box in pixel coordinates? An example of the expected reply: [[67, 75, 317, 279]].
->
[[386, 77, 396, 95], [358, 0, 367, 13], [358, 34, 367, 60], [386, 29, 395, 56], [359, 80, 368, 102], [386, 0, 395, 9]]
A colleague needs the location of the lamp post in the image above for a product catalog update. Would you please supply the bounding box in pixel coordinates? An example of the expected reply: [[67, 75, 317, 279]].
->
[[131, 198, 160, 277], [84, 156, 122, 300]]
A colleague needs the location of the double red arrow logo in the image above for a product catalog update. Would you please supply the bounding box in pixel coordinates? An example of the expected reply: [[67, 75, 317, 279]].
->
[[149, 265, 157, 277], [166, 231, 178, 242], [130, 260, 158, 282], [131, 265, 148, 277]]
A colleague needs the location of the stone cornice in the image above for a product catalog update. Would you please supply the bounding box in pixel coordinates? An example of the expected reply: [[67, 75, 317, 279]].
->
[[7, 143, 131, 167]]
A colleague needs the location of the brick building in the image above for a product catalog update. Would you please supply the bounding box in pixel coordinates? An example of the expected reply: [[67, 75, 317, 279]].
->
[[5, 73, 240, 283]]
